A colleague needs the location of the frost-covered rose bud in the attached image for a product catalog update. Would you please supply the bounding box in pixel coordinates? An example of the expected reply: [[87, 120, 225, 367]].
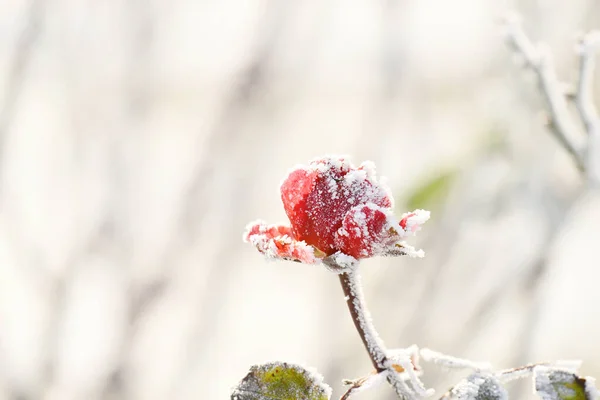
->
[[244, 156, 429, 266]]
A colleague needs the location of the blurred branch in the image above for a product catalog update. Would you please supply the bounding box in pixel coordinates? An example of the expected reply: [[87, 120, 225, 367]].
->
[[504, 16, 600, 185], [503, 19, 600, 397], [503, 16, 585, 172], [577, 33, 600, 184], [575, 33, 600, 134]]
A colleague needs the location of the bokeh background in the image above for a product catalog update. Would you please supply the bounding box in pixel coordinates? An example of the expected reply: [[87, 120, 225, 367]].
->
[[1, 0, 599, 399]]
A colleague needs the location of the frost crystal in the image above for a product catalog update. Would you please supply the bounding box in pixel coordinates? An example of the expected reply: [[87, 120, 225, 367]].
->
[[245, 156, 429, 266]]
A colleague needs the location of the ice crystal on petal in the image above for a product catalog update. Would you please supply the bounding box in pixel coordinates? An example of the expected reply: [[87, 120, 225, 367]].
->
[[244, 221, 323, 264], [245, 156, 429, 265]]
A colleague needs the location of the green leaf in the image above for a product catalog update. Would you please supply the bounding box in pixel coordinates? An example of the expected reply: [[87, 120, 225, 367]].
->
[[405, 170, 457, 211], [441, 373, 508, 400], [231, 361, 332, 400], [534, 367, 595, 400]]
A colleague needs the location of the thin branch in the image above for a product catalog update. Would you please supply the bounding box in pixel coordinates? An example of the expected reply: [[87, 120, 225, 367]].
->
[[503, 17, 586, 172]]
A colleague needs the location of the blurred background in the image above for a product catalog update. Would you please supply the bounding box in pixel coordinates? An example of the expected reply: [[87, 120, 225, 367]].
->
[[1, 0, 600, 399]]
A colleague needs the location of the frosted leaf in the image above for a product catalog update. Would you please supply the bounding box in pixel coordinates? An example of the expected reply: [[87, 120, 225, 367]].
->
[[441, 373, 508, 400], [534, 366, 594, 400], [231, 361, 332, 400]]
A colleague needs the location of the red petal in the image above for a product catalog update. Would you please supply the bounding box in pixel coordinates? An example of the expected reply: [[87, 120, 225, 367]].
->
[[335, 204, 396, 258], [399, 213, 415, 230], [244, 221, 322, 264]]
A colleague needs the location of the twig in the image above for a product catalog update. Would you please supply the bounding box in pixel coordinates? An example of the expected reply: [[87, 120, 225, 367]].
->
[[338, 269, 427, 399], [340, 371, 386, 400], [503, 17, 586, 172]]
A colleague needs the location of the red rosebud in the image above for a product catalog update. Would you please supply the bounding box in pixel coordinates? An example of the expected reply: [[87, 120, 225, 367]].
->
[[244, 156, 429, 266]]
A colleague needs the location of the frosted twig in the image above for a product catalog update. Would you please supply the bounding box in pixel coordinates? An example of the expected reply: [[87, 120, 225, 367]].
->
[[503, 16, 586, 172], [338, 271, 388, 368], [496, 363, 544, 383], [420, 348, 492, 372], [338, 269, 431, 399], [497, 360, 580, 383], [340, 371, 387, 400]]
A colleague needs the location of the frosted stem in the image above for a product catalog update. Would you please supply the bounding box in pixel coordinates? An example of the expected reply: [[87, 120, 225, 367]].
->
[[339, 271, 388, 371], [338, 269, 416, 399]]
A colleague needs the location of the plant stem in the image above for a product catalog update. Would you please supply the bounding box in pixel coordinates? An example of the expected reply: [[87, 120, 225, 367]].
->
[[338, 269, 417, 398], [336, 260, 429, 399], [338, 270, 388, 372]]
